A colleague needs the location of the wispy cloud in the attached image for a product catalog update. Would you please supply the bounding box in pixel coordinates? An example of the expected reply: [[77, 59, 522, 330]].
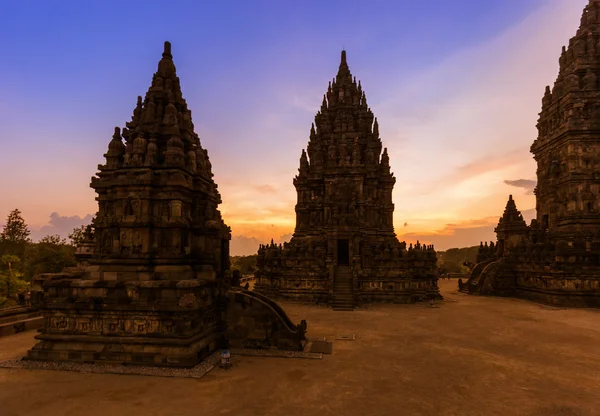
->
[[30, 212, 94, 242], [369, 0, 582, 240], [504, 179, 537, 194], [398, 209, 536, 251]]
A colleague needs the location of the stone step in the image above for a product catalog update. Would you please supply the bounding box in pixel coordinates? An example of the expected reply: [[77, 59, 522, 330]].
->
[[333, 308, 354, 311]]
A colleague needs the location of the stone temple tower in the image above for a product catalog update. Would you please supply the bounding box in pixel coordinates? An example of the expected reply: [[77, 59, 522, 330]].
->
[[92, 41, 231, 281], [254, 51, 439, 309], [462, 1, 600, 306], [532, 0, 600, 240], [26, 42, 234, 366]]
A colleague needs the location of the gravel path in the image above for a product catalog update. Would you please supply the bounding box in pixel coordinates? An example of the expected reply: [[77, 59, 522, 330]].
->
[[0, 351, 222, 379], [0, 347, 322, 379]]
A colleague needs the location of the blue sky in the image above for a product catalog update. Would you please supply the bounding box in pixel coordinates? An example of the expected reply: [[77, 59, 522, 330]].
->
[[0, 0, 588, 254]]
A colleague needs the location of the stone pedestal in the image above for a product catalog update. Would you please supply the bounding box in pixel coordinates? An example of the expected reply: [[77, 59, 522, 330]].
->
[[27, 273, 227, 367]]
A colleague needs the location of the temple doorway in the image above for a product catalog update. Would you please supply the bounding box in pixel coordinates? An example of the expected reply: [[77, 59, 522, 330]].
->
[[337, 239, 350, 265]]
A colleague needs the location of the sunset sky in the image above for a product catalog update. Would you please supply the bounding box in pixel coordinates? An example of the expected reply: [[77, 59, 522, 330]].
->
[[0, 0, 589, 255]]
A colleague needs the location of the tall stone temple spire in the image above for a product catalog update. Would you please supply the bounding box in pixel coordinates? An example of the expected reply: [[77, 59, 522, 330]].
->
[[295, 49, 395, 236], [92, 41, 230, 278], [462, 1, 600, 306], [26, 42, 238, 367], [255, 51, 439, 309], [532, 0, 600, 237]]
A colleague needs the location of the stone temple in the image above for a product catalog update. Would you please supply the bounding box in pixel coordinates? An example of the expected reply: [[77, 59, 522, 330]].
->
[[26, 42, 307, 367], [462, 0, 600, 307], [254, 51, 439, 310]]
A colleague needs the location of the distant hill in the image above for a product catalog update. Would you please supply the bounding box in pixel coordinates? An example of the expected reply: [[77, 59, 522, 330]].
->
[[436, 246, 479, 274]]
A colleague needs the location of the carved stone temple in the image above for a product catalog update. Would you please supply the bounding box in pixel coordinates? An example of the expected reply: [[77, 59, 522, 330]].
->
[[462, 0, 600, 307], [254, 51, 440, 309], [26, 42, 307, 367]]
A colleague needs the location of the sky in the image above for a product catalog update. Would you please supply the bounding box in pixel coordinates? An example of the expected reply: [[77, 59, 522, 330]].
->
[[0, 0, 590, 255]]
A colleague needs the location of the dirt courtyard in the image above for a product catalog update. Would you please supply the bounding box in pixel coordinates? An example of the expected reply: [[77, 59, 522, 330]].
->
[[1, 280, 599, 416]]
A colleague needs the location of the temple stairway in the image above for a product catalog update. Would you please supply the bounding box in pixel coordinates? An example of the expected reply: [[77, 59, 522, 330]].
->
[[332, 266, 355, 311], [461, 260, 495, 294]]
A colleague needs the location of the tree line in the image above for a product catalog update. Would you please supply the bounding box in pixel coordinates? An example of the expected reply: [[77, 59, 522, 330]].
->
[[0, 206, 479, 308], [0, 208, 88, 308], [0, 207, 260, 308], [436, 246, 479, 274]]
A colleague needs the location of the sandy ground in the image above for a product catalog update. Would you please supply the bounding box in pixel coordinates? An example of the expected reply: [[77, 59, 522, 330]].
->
[[1, 280, 600, 416]]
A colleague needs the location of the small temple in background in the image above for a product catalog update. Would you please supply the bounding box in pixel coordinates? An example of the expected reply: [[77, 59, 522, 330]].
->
[[26, 42, 307, 367], [254, 51, 439, 310], [462, 0, 600, 306]]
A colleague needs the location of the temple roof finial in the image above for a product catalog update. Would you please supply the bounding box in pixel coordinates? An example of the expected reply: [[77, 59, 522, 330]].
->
[[341, 50, 347, 64], [163, 41, 172, 59]]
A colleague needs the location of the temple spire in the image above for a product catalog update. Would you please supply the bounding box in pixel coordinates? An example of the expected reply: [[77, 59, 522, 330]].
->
[[497, 195, 526, 227], [163, 41, 172, 59], [157, 40, 176, 77], [337, 49, 351, 80]]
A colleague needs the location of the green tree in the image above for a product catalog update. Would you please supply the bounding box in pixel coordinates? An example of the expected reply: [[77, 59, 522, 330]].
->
[[68, 220, 94, 247], [68, 226, 86, 247], [23, 234, 76, 281], [230, 255, 257, 275], [0, 209, 31, 263], [436, 246, 479, 273], [0, 254, 29, 307]]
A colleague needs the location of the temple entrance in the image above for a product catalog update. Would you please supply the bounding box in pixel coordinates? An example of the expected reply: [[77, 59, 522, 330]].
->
[[337, 239, 350, 265]]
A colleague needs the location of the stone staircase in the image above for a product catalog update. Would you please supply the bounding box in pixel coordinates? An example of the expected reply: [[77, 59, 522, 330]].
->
[[332, 266, 355, 311]]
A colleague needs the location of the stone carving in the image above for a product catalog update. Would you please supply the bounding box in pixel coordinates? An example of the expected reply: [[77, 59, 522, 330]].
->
[[178, 293, 197, 308]]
